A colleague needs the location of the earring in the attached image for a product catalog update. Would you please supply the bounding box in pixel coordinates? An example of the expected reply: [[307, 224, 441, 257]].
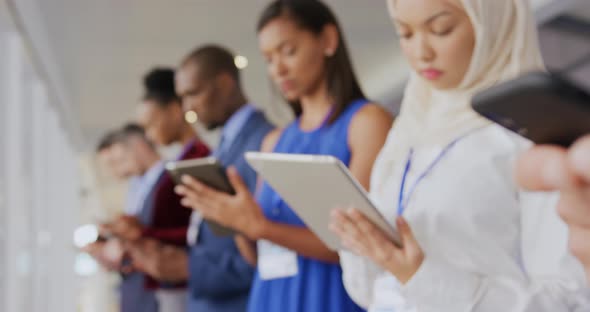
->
[[325, 49, 334, 57]]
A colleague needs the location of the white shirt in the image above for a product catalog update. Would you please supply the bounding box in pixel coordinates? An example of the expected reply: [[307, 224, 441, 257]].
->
[[340, 125, 588, 311]]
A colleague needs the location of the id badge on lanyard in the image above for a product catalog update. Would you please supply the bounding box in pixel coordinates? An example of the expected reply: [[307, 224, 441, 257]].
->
[[257, 239, 299, 280]]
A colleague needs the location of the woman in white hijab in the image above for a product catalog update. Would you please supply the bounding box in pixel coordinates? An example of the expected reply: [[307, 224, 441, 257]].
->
[[330, 0, 588, 311]]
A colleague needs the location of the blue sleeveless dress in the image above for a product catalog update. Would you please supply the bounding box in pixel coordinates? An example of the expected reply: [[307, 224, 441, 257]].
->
[[247, 99, 369, 312]]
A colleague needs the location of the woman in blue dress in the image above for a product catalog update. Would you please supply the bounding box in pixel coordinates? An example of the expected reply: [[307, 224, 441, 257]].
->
[[176, 1, 393, 311]]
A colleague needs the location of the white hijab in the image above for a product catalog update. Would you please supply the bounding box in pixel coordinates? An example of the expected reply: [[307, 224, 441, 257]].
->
[[372, 0, 545, 195]]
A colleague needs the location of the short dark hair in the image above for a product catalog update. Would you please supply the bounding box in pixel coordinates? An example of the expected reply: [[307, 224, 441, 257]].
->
[[100, 123, 153, 150], [113, 123, 153, 146], [119, 123, 145, 137], [257, 0, 366, 124], [96, 124, 153, 155], [143, 67, 180, 107], [181, 45, 240, 83], [96, 130, 119, 153]]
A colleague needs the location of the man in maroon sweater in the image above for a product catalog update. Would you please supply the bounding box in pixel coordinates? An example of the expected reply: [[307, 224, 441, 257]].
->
[[110, 68, 210, 312]]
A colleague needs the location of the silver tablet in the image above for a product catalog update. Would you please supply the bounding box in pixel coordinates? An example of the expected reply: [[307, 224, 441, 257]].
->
[[245, 152, 400, 251]]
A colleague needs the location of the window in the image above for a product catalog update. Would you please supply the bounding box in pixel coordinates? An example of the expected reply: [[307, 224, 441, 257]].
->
[[0, 2, 81, 311]]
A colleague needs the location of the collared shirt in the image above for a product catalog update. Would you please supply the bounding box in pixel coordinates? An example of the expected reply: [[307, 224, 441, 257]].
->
[[214, 104, 256, 157], [125, 161, 164, 216], [125, 176, 142, 216]]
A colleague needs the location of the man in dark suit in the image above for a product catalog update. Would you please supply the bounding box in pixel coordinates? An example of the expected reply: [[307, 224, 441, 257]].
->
[[131, 45, 274, 312]]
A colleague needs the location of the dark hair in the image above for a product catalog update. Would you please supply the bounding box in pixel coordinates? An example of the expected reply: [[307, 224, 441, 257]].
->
[[257, 0, 365, 124], [96, 130, 119, 153], [143, 67, 180, 106], [119, 123, 146, 138], [114, 123, 154, 147], [181, 44, 240, 83]]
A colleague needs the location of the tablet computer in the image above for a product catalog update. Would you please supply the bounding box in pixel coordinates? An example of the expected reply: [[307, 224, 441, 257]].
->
[[165, 157, 236, 237], [472, 71, 590, 147], [245, 152, 400, 251]]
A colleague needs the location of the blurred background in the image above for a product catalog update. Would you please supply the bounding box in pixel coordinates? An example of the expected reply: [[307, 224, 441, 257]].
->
[[0, 0, 588, 311]]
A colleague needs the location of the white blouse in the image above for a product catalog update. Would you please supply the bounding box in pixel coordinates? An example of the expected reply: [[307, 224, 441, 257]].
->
[[340, 125, 588, 311]]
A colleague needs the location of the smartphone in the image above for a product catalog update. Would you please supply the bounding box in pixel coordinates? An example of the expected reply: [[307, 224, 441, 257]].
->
[[472, 71, 590, 147], [166, 157, 236, 237]]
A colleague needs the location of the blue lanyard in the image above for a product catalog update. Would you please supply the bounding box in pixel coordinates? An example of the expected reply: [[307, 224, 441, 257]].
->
[[397, 134, 472, 216]]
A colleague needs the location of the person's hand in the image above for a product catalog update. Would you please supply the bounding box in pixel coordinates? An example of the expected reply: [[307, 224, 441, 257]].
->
[[103, 238, 125, 265], [127, 239, 189, 282], [516, 135, 590, 281], [104, 215, 143, 241], [175, 167, 267, 240], [83, 240, 123, 271], [330, 209, 424, 284]]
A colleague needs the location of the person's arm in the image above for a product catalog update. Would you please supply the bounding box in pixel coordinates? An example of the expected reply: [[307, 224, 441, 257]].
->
[[228, 129, 281, 266], [254, 104, 393, 262], [516, 135, 590, 281], [347, 103, 394, 190], [106, 215, 189, 246], [336, 104, 394, 307], [83, 240, 124, 272], [394, 190, 587, 312], [177, 106, 392, 263], [126, 239, 189, 283], [247, 128, 339, 263], [338, 250, 383, 308], [177, 128, 338, 263], [334, 141, 587, 311], [142, 227, 189, 245], [336, 193, 586, 312], [234, 235, 257, 267]]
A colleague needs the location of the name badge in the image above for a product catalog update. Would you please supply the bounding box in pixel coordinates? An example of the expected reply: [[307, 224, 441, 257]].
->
[[257, 239, 299, 280]]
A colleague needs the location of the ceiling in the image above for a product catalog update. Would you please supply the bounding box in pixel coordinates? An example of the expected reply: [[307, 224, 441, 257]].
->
[[32, 0, 404, 147], [9, 0, 590, 150]]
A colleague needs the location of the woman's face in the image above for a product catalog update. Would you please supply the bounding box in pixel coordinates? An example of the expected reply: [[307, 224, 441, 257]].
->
[[388, 0, 475, 90], [258, 15, 331, 101]]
